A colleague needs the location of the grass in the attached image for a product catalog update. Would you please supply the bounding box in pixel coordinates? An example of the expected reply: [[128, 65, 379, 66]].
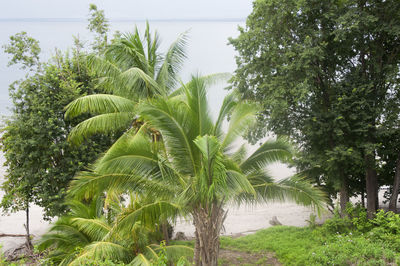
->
[[220, 226, 313, 265], [220, 225, 400, 265]]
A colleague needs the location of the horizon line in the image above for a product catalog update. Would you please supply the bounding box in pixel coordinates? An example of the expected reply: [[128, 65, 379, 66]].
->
[[0, 17, 246, 23]]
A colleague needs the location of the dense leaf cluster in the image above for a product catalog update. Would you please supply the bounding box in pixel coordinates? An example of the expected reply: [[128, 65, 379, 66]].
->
[[230, 0, 400, 211], [1, 50, 115, 218]]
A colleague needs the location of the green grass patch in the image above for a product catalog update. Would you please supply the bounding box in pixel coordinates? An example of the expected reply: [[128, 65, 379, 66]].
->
[[220, 226, 400, 265], [221, 226, 315, 265]]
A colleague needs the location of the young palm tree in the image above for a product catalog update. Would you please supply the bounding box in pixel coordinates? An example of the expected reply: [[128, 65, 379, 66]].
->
[[69, 76, 326, 265], [64, 23, 188, 143], [39, 195, 192, 265]]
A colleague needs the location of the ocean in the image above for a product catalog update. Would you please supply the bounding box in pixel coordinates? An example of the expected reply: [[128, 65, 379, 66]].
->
[[0, 19, 244, 116]]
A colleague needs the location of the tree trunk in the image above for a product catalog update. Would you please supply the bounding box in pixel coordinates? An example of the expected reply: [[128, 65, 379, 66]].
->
[[161, 222, 170, 245], [192, 202, 227, 266], [389, 153, 400, 213], [24, 205, 33, 251], [361, 189, 365, 208], [339, 176, 349, 217], [365, 154, 378, 219]]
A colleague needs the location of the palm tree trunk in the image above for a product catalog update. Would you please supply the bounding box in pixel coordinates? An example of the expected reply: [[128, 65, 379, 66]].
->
[[192, 202, 227, 266]]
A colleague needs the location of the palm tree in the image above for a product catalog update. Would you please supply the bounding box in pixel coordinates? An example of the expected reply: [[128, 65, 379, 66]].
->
[[39, 195, 192, 265], [64, 23, 188, 143], [69, 76, 326, 265]]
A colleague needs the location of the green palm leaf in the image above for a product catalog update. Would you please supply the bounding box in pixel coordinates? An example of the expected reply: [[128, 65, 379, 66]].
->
[[69, 241, 133, 265], [221, 102, 258, 150], [156, 31, 188, 91], [65, 94, 136, 119], [240, 138, 293, 173], [68, 112, 134, 144], [70, 217, 111, 241], [116, 201, 181, 233]]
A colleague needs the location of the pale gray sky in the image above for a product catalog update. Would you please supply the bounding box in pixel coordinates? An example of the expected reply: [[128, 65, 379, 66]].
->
[[1, 0, 253, 20]]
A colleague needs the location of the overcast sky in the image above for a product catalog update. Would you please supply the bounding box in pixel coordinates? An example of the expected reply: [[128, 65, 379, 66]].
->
[[1, 0, 253, 20]]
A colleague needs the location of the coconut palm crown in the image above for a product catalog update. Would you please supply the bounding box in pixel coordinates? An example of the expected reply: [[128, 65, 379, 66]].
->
[[64, 23, 188, 143], [68, 75, 326, 266]]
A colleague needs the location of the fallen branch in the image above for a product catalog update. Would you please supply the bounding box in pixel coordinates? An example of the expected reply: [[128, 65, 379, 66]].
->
[[0, 233, 33, 238]]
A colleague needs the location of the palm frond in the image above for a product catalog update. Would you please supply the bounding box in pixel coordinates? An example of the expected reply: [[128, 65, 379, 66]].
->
[[65, 94, 136, 119], [240, 138, 293, 173], [150, 244, 193, 262], [70, 217, 111, 241], [120, 67, 163, 97], [68, 112, 134, 144], [69, 241, 133, 265], [183, 76, 214, 136], [156, 31, 188, 91], [116, 201, 181, 233], [199, 72, 232, 88], [214, 91, 238, 136], [241, 171, 327, 213], [139, 98, 198, 175], [129, 253, 152, 266], [94, 127, 158, 175], [221, 102, 258, 149], [105, 31, 149, 73]]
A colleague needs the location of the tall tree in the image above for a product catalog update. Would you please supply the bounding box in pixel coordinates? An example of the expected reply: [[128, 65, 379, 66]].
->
[[1, 34, 114, 221], [230, 0, 400, 217], [68, 76, 326, 265], [87, 3, 110, 53]]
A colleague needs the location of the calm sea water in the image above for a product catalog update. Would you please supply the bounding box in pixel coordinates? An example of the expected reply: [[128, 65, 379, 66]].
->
[[0, 19, 244, 116]]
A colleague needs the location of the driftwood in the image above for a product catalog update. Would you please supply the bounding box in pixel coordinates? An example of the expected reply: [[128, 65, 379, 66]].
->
[[0, 233, 32, 238], [269, 216, 282, 226]]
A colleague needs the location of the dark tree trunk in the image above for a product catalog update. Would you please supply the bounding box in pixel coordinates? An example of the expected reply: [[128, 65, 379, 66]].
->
[[25, 205, 33, 251], [361, 189, 365, 208], [340, 176, 349, 216], [389, 153, 400, 213], [161, 222, 170, 245], [192, 202, 227, 266], [365, 154, 378, 219]]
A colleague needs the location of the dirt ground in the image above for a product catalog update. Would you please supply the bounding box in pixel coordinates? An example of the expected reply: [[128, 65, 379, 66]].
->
[[218, 249, 281, 266]]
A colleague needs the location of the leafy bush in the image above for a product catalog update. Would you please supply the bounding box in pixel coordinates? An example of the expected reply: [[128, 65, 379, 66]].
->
[[220, 206, 400, 265], [308, 234, 400, 265]]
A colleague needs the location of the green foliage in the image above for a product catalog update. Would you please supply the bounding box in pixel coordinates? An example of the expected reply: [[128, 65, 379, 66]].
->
[[39, 195, 192, 265], [221, 226, 316, 265], [0, 34, 114, 218], [154, 241, 168, 266], [222, 224, 400, 265], [308, 234, 399, 266], [68, 73, 326, 264], [87, 3, 109, 52], [220, 206, 400, 265], [2, 31, 41, 70], [230, 0, 400, 206], [69, 75, 326, 211], [65, 23, 188, 144], [0, 245, 6, 265]]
